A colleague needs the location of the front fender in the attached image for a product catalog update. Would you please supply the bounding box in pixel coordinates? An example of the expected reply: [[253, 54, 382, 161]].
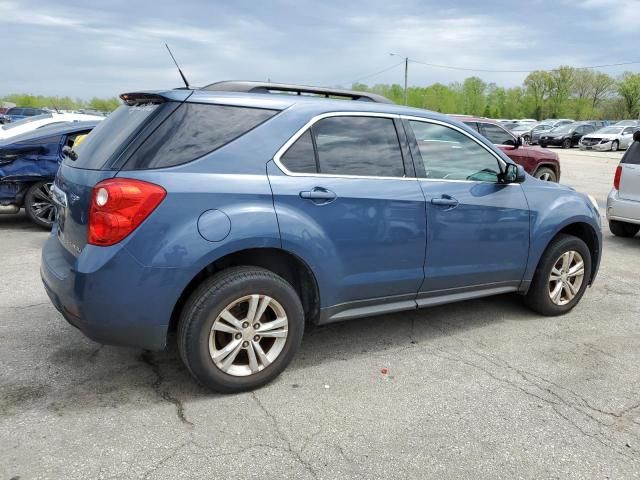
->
[[523, 181, 602, 283]]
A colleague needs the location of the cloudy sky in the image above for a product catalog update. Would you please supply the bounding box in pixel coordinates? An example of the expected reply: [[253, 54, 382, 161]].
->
[[1, 0, 638, 99]]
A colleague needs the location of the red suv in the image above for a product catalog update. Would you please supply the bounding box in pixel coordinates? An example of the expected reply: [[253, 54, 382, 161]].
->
[[453, 116, 561, 182]]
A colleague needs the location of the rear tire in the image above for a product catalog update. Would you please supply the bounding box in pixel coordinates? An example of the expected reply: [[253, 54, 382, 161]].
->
[[178, 266, 305, 393], [24, 181, 56, 229], [534, 167, 557, 182], [609, 220, 640, 238], [524, 234, 592, 316]]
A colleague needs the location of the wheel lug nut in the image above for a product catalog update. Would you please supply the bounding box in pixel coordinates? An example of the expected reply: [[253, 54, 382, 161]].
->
[[235, 333, 242, 340], [242, 341, 249, 348], [253, 323, 260, 330], [242, 322, 249, 329], [253, 335, 260, 341]]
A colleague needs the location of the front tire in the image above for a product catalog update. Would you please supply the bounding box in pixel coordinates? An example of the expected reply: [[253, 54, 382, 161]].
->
[[24, 181, 56, 229], [609, 220, 640, 238], [611, 140, 619, 152], [524, 234, 592, 316], [534, 167, 557, 182], [562, 139, 572, 149], [178, 266, 305, 393]]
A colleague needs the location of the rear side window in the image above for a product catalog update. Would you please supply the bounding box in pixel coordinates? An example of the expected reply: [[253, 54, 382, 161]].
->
[[311, 116, 405, 177], [68, 103, 160, 169], [124, 103, 277, 170], [280, 130, 318, 173], [481, 123, 515, 145]]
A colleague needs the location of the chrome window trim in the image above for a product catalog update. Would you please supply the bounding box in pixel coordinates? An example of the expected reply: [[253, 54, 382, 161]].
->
[[272, 111, 516, 185]]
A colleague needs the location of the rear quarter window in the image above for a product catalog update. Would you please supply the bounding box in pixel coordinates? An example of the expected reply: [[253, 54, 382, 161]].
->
[[123, 103, 278, 170]]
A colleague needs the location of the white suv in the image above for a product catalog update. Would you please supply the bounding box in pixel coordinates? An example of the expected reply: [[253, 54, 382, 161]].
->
[[607, 132, 640, 237]]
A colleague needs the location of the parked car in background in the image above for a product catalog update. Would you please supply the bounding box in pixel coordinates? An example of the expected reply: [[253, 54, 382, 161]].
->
[[530, 123, 555, 145], [40, 82, 601, 392], [510, 123, 541, 143], [542, 119, 575, 127], [584, 120, 608, 129], [454, 116, 561, 181], [0, 121, 98, 228], [607, 132, 640, 237], [579, 126, 636, 152], [539, 122, 597, 149], [615, 120, 639, 127], [0, 112, 103, 141], [3, 107, 48, 122]]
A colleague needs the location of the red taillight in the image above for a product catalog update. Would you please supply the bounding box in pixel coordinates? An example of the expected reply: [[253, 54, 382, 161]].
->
[[88, 178, 166, 246], [613, 166, 622, 190]]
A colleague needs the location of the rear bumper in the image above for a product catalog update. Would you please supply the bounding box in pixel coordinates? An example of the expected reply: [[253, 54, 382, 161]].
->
[[606, 189, 640, 225], [40, 229, 179, 350]]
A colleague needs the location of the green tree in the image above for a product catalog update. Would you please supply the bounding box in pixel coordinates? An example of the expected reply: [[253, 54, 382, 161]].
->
[[461, 77, 486, 116], [523, 71, 551, 119], [617, 72, 640, 119]]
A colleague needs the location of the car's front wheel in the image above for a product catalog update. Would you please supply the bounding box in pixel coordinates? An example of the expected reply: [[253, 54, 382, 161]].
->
[[609, 220, 640, 238], [24, 181, 56, 229], [178, 266, 304, 393], [534, 167, 557, 182], [524, 234, 592, 316], [611, 140, 619, 152], [562, 139, 572, 149]]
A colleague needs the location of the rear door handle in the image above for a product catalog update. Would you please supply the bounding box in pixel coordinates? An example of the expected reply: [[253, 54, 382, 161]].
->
[[431, 196, 458, 207], [300, 188, 336, 201]]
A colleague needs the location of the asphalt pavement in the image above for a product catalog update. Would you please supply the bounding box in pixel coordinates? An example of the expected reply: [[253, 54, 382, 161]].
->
[[1, 149, 639, 479]]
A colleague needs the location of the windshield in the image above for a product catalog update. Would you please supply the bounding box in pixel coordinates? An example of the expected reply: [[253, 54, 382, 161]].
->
[[550, 124, 573, 134], [1, 113, 53, 130], [597, 127, 623, 135]]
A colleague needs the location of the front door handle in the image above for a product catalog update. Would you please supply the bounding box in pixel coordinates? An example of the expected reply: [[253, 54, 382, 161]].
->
[[431, 196, 458, 207], [300, 188, 336, 201]]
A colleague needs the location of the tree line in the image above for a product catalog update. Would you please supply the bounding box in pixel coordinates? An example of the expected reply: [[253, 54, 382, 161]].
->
[[1, 94, 121, 113], [353, 68, 640, 120]]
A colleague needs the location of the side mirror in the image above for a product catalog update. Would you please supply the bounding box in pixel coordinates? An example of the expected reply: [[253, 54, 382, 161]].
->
[[503, 163, 526, 183]]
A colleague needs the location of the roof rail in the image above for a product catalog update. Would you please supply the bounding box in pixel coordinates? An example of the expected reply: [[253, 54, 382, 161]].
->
[[200, 81, 394, 104]]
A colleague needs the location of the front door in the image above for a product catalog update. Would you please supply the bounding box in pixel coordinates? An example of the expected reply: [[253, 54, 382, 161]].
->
[[405, 118, 530, 298], [267, 114, 427, 311]]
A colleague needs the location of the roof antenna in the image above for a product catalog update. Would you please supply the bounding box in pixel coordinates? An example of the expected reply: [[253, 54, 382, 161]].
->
[[165, 43, 190, 89]]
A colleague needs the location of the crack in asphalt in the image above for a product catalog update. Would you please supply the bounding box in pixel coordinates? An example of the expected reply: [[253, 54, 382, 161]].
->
[[251, 392, 319, 479], [140, 352, 193, 427], [425, 319, 639, 462]]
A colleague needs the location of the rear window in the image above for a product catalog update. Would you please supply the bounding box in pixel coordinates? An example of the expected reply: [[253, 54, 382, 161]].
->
[[123, 103, 277, 170], [67, 103, 160, 169]]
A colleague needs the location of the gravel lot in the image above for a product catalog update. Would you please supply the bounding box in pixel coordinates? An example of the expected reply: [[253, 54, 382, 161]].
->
[[1, 149, 639, 480]]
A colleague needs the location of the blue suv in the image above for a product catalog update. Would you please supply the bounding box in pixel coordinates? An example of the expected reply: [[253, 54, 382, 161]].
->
[[41, 82, 602, 392]]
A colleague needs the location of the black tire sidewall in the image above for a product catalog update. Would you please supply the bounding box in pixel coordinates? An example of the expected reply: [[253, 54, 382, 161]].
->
[[562, 139, 571, 149], [525, 235, 592, 316], [609, 220, 640, 237], [535, 167, 557, 182], [180, 268, 304, 393], [611, 141, 618, 152]]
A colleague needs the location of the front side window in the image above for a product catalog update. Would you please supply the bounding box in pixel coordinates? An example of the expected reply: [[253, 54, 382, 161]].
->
[[481, 123, 515, 145], [409, 121, 501, 182], [311, 116, 405, 177]]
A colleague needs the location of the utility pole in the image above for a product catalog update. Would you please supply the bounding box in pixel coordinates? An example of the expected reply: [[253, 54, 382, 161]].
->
[[390, 53, 409, 105]]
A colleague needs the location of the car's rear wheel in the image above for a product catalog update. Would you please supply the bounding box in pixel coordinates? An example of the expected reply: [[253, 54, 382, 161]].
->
[[523, 234, 592, 316], [534, 167, 557, 182], [562, 139, 572, 149], [24, 181, 56, 229], [178, 266, 304, 393], [609, 220, 640, 238], [611, 140, 619, 152]]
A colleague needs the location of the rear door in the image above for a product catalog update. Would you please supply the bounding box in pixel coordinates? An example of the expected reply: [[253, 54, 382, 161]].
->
[[405, 118, 530, 296], [619, 144, 640, 203], [268, 113, 427, 309]]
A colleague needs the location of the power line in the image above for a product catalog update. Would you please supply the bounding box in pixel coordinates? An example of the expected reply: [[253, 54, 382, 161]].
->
[[409, 59, 640, 74], [335, 61, 405, 86]]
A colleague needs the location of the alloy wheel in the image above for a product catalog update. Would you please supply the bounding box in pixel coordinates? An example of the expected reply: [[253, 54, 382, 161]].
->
[[29, 182, 56, 225], [548, 251, 585, 306], [209, 294, 288, 376]]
